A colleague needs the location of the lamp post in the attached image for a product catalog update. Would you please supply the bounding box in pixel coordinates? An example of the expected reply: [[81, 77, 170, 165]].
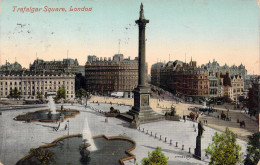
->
[[227, 109, 229, 121], [236, 93, 238, 110], [67, 120, 70, 136]]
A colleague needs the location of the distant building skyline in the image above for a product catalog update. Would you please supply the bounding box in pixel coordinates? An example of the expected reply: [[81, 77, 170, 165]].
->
[[0, 0, 259, 74]]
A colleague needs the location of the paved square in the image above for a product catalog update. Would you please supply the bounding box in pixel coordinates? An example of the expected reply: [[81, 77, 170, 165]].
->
[[0, 103, 247, 165]]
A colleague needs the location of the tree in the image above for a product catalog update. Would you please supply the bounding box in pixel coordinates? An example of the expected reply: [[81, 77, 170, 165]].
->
[[8, 87, 21, 98], [56, 85, 66, 100], [29, 148, 55, 165], [205, 128, 242, 165], [141, 147, 168, 165], [244, 132, 260, 165], [36, 91, 44, 99], [76, 88, 88, 98]]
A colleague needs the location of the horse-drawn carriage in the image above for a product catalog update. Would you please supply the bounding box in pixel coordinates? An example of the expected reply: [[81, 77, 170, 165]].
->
[[186, 112, 198, 121], [220, 113, 227, 120]]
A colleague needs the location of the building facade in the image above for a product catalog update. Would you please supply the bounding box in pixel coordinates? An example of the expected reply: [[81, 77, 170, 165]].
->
[[151, 59, 209, 100], [231, 75, 244, 102], [201, 59, 247, 79], [0, 71, 75, 99], [30, 58, 79, 74], [209, 75, 219, 98], [85, 54, 143, 97], [0, 61, 23, 71], [151, 62, 163, 87], [174, 68, 209, 99], [251, 77, 260, 129]]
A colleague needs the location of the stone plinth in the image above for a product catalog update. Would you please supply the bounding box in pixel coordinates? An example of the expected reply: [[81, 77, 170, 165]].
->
[[165, 115, 180, 121], [193, 136, 201, 160]]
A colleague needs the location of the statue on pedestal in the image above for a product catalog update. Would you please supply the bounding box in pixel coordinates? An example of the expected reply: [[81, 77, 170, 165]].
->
[[79, 139, 91, 162], [194, 121, 205, 160], [198, 121, 205, 137]]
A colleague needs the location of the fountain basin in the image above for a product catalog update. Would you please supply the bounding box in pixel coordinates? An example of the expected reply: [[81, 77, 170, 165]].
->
[[16, 134, 136, 165], [14, 109, 80, 122]]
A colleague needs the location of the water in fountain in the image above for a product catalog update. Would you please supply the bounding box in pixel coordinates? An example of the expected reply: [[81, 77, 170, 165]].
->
[[82, 117, 97, 151], [48, 96, 57, 114]]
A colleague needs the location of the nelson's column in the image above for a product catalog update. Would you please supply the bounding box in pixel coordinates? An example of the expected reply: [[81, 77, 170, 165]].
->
[[120, 3, 164, 125]]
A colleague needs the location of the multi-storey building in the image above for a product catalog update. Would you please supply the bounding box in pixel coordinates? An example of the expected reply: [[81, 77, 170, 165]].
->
[[0, 61, 23, 71], [209, 74, 219, 98], [85, 54, 144, 97], [251, 77, 260, 129], [231, 75, 244, 102], [219, 73, 234, 101], [201, 59, 247, 79], [0, 71, 75, 99], [151, 59, 209, 100], [174, 68, 209, 99], [30, 58, 79, 74], [151, 62, 163, 87], [159, 61, 178, 91]]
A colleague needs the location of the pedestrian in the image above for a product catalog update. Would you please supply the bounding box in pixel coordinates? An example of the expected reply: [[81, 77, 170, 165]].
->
[[134, 157, 136, 164], [65, 124, 67, 130]]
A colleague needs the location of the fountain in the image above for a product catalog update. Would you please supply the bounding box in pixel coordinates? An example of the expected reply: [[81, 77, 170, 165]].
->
[[17, 134, 136, 165], [48, 96, 57, 114], [82, 117, 97, 151], [14, 96, 80, 122]]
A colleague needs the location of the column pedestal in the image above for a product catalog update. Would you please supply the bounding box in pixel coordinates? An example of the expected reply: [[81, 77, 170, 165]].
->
[[193, 136, 202, 160]]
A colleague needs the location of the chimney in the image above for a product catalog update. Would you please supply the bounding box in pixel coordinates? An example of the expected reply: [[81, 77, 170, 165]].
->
[[226, 72, 229, 77]]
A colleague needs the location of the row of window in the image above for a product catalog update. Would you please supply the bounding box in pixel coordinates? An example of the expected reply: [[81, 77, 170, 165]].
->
[[1, 86, 73, 91], [0, 91, 74, 96], [0, 81, 74, 85]]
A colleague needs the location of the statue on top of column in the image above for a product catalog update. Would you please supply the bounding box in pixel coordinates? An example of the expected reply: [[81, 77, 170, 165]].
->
[[140, 3, 144, 19]]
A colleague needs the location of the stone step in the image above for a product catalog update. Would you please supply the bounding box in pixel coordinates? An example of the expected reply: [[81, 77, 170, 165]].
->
[[117, 113, 133, 122], [117, 112, 165, 124], [139, 116, 165, 124]]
